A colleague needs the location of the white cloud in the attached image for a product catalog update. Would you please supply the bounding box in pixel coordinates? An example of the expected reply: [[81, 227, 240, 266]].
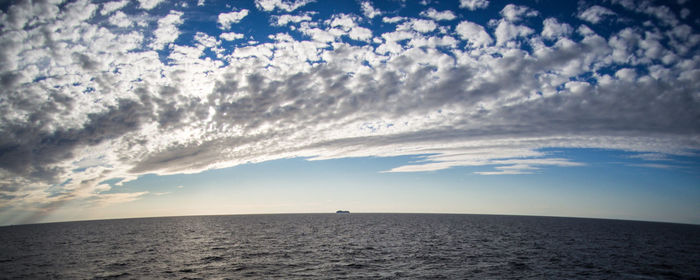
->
[[384, 147, 584, 174], [382, 16, 405, 23], [494, 20, 534, 45], [500, 4, 538, 22], [108, 11, 133, 28], [273, 13, 313, 26], [329, 13, 358, 30], [218, 9, 249, 30], [195, 32, 219, 48], [151, 10, 184, 50], [541, 18, 573, 39], [630, 163, 679, 169], [349, 26, 373, 41], [91, 192, 149, 206], [220, 32, 244, 41], [420, 8, 456, 21], [137, 0, 164, 10], [407, 19, 437, 33], [630, 152, 672, 161], [578, 5, 616, 24], [255, 0, 315, 12], [361, 1, 381, 19], [455, 20, 492, 47], [409, 35, 458, 49], [151, 192, 171, 196], [100, 0, 129, 15], [299, 26, 337, 42], [460, 0, 489, 11]]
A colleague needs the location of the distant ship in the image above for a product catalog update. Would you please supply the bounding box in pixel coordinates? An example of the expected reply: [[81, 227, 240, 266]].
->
[[336, 210, 350, 214]]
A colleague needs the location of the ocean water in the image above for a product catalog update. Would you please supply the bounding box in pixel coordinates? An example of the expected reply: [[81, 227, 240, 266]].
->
[[0, 214, 699, 279]]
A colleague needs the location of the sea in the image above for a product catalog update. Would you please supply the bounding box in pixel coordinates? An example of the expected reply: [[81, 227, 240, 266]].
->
[[1, 213, 699, 279]]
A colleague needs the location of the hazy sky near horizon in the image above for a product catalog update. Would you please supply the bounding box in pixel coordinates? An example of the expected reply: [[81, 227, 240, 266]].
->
[[1, 0, 699, 225]]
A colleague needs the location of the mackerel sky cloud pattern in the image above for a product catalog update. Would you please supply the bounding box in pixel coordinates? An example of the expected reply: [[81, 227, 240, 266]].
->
[[0, 0, 698, 219]]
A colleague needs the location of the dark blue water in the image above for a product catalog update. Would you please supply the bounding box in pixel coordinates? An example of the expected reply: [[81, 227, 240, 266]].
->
[[1, 214, 699, 279]]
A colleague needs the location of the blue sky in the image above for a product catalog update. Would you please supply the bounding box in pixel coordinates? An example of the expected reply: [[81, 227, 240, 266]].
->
[[0, 0, 699, 225]]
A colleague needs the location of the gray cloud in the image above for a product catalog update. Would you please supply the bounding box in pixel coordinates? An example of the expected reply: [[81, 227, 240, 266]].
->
[[0, 98, 151, 182]]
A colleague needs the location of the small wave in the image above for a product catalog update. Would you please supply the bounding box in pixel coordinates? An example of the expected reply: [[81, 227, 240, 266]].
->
[[650, 263, 674, 269], [92, 272, 131, 279], [106, 262, 129, 268], [201, 256, 225, 263], [508, 261, 531, 270], [346, 263, 366, 269]]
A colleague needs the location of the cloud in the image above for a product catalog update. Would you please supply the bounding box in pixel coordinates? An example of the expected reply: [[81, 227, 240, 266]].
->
[[420, 8, 456, 21], [578, 5, 616, 24], [361, 1, 381, 19], [138, 0, 164, 10], [108, 11, 133, 28], [220, 32, 245, 41], [541, 18, 573, 39], [607, 1, 679, 27], [218, 9, 249, 30], [455, 20, 493, 47], [383, 147, 583, 173], [273, 13, 313, 25], [460, 0, 489, 11], [91, 191, 149, 206], [151, 10, 184, 50], [628, 163, 678, 170], [382, 16, 405, 23], [348, 27, 373, 41], [328, 13, 358, 30], [101, 0, 129, 15], [1, 0, 699, 220], [629, 153, 671, 162], [255, 0, 315, 12], [494, 20, 534, 45], [402, 19, 437, 33], [500, 4, 538, 22]]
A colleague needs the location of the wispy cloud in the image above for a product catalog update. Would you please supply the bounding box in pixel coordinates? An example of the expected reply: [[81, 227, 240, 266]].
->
[[90, 192, 150, 206], [628, 163, 676, 170], [629, 153, 672, 162], [578, 5, 616, 24]]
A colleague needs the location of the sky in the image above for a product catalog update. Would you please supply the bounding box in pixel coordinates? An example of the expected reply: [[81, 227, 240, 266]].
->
[[0, 0, 699, 226]]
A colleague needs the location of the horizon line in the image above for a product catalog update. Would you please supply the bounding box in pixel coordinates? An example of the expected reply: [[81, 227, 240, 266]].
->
[[3, 211, 698, 228]]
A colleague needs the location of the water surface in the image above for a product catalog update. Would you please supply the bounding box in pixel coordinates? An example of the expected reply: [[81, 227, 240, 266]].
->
[[1, 214, 698, 279]]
